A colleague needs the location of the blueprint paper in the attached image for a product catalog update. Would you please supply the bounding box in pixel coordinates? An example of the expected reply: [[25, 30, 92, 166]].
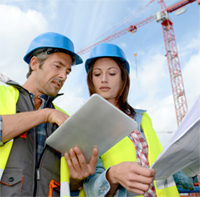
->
[[46, 94, 138, 163], [151, 94, 200, 180]]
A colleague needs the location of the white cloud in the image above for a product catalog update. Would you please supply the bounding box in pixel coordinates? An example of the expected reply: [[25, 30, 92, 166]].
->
[[178, 34, 200, 63], [129, 52, 168, 107], [0, 4, 48, 83], [182, 50, 200, 107], [148, 95, 177, 132], [54, 91, 86, 116]]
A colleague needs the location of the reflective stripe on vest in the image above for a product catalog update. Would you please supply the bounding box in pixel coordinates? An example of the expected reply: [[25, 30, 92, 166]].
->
[[79, 112, 179, 197], [60, 156, 70, 197], [54, 104, 71, 197], [0, 85, 69, 196]]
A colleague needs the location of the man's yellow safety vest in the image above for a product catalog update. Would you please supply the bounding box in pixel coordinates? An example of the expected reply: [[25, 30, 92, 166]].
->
[[0, 85, 70, 197]]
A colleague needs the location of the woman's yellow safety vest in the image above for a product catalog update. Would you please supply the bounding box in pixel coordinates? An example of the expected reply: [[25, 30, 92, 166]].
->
[[0, 85, 70, 197], [78, 113, 180, 197]]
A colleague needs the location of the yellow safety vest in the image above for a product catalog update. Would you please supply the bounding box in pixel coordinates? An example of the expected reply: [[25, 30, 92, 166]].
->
[[0, 85, 70, 197], [0, 85, 179, 197], [78, 113, 179, 197]]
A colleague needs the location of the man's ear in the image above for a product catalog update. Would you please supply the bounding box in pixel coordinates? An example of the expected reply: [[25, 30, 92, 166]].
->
[[30, 56, 39, 71]]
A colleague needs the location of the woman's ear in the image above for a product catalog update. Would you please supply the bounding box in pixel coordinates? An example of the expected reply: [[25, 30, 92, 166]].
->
[[30, 56, 39, 71]]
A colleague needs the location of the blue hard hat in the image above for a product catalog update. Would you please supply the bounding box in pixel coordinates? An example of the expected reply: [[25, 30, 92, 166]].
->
[[23, 32, 83, 65], [85, 43, 130, 73]]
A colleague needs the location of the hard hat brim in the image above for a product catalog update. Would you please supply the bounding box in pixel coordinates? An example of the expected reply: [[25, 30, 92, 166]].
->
[[85, 55, 130, 73], [23, 47, 83, 65]]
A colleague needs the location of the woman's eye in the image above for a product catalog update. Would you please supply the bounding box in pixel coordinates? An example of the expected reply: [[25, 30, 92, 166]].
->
[[94, 73, 100, 76], [110, 73, 116, 76]]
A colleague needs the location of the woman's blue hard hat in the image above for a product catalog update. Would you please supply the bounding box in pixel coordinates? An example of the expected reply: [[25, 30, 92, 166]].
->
[[85, 43, 130, 73], [23, 32, 83, 65]]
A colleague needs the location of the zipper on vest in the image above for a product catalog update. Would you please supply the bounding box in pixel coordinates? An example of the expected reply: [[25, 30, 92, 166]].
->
[[35, 102, 58, 196], [36, 168, 40, 180], [35, 147, 48, 197]]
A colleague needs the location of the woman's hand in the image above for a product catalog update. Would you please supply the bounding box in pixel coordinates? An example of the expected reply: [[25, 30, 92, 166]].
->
[[64, 146, 98, 190], [106, 162, 156, 196]]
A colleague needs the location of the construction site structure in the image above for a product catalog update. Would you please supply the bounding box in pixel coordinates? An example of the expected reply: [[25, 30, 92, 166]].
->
[[78, 0, 199, 127]]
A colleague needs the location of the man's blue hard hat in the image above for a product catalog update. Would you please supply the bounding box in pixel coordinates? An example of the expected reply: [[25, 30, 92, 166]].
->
[[85, 43, 130, 73], [23, 32, 83, 65]]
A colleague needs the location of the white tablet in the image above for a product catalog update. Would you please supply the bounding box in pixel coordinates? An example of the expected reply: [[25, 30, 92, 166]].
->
[[46, 94, 138, 162]]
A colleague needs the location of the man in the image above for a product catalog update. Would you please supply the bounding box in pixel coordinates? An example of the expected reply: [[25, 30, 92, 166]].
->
[[0, 32, 98, 196]]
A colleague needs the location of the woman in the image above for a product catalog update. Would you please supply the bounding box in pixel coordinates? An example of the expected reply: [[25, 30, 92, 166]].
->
[[82, 43, 181, 197]]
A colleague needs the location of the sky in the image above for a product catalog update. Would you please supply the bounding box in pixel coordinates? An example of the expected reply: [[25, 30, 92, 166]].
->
[[0, 0, 199, 148]]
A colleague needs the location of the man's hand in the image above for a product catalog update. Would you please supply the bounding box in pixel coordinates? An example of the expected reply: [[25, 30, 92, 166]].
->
[[1, 108, 69, 142], [45, 108, 69, 126], [64, 146, 98, 190]]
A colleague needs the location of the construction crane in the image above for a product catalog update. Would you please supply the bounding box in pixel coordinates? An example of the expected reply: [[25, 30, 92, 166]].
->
[[77, 0, 199, 127]]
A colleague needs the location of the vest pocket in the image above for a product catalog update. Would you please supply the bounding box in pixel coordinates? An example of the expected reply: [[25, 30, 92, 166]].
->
[[0, 168, 24, 196]]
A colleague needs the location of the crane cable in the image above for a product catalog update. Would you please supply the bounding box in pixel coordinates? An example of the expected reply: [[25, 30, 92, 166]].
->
[[78, 0, 155, 51]]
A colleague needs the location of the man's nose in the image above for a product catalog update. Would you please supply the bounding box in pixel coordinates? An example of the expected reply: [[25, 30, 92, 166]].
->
[[58, 70, 67, 81]]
